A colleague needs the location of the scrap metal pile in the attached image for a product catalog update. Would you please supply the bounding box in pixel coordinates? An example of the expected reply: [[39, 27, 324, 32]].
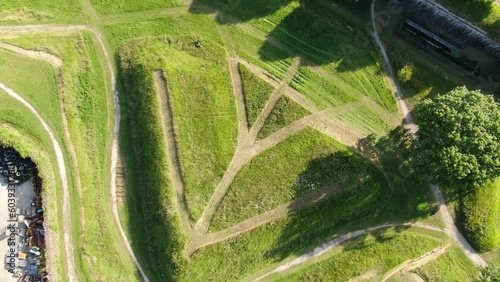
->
[[1, 145, 48, 282], [0, 146, 36, 186]]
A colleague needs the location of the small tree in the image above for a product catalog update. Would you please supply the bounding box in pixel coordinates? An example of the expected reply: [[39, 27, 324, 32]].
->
[[415, 86, 500, 189]]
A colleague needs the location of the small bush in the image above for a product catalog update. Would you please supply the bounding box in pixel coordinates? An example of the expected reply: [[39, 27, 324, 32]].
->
[[397, 63, 416, 83]]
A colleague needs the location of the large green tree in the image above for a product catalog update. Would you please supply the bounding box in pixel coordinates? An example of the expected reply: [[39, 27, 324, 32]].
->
[[415, 86, 500, 189]]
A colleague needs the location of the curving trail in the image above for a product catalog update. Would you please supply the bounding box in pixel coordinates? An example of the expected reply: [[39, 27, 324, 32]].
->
[[381, 244, 449, 281], [0, 82, 78, 281], [0, 24, 151, 281], [370, 0, 486, 267], [250, 222, 444, 281]]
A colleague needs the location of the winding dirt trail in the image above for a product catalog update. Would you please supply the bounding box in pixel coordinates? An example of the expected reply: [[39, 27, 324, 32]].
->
[[0, 82, 77, 281], [188, 182, 349, 254], [0, 42, 88, 234], [370, 0, 486, 267], [0, 24, 151, 281], [250, 222, 444, 281], [382, 244, 450, 281]]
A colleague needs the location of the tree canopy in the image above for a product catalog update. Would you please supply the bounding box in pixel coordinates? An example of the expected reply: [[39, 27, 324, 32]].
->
[[415, 86, 500, 189]]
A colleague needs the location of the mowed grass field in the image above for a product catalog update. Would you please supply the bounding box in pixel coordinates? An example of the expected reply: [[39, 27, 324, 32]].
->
[[1, 32, 140, 280], [0, 0, 86, 24], [90, 0, 182, 14]]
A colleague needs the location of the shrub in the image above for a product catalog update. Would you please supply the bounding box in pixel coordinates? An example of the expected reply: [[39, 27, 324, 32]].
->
[[397, 63, 416, 83]]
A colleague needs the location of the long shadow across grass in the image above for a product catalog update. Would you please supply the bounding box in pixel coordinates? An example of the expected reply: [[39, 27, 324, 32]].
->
[[188, 0, 385, 72], [264, 125, 437, 264]]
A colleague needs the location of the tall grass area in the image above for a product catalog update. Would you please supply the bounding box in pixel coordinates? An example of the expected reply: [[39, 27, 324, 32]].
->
[[3, 32, 141, 280], [91, 0, 183, 14], [210, 128, 385, 231], [120, 37, 237, 220], [415, 245, 480, 281], [239, 63, 274, 127], [463, 178, 500, 251], [0, 48, 64, 140], [258, 96, 309, 138], [387, 42, 468, 107], [0, 90, 66, 280], [0, 0, 86, 24], [271, 230, 445, 281]]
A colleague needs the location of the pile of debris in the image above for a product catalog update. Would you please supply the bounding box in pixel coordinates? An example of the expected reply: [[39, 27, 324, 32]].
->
[[0, 146, 36, 186]]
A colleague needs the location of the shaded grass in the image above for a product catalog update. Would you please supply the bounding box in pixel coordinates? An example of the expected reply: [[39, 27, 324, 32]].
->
[[0, 0, 86, 24], [120, 37, 238, 220], [258, 96, 309, 139], [211, 128, 382, 231], [387, 42, 465, 107], [272, 230, 444, 281], [120, 38, 189, 281], [415, 245, 480, 281], [239, 63, 274, 127], [90, 0, 183, 14], [183, 168, 435, 282]]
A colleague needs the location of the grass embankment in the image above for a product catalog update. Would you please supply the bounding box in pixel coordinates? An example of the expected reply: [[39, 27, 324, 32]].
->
[[463, 178, 500, 252], [120, 37, 237, 221], [271, 229, 445, 281], [0, 0, 86, 24], [3, 32, 140, 280], [258, 96, 309, 138], [119, 36, 239, 279], [210, 128, 385, 231], [437, 0, 500, 40], [0, 48, 64, 139], [0, 90, 65, 280], [91, 0, 183, 14], [415, 245, 480, 281], [239, 63, 274, 127], [387, 43, 469, 107], [186, 179, 435, 281]]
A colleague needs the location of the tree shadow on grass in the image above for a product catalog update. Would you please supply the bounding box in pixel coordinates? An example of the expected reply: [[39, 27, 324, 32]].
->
[[257, 5, 379, 71], [188, 0, 292, 24], [264, 125, 434, 263], [188, 0, 386, 71]]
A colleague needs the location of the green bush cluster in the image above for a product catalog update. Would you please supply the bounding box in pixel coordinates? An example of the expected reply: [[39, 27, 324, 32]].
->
[[463, 178, 500, 251]]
